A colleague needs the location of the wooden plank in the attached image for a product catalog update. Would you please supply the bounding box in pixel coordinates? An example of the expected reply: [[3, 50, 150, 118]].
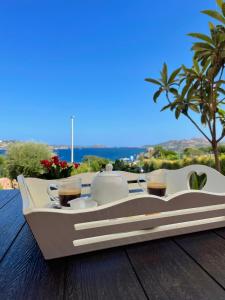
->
[[0, 192, 25, 260], [0, 189, 19, 209], [0, 223, 146, 300], [74, 203, 225, 239], [72, 216, 225, 256], [0, 224, 65, 300], [175, 230, 225, 289], [126, 238, 225, 300], [64, 248, 147, 300], [214, 227, 225, 239]]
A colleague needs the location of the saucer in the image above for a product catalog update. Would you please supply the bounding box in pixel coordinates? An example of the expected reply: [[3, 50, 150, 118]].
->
[[69, 197, 98, 210]]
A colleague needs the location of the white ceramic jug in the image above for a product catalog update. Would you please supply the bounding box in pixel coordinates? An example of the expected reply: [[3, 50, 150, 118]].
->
[[91, 164, 129, 205]]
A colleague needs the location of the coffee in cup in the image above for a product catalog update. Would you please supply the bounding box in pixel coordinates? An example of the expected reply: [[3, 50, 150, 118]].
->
[[58, 188, 81, 207], [147, 182, 166, 197], [138, 170, 167, 197], [47, 178, 82, 208]]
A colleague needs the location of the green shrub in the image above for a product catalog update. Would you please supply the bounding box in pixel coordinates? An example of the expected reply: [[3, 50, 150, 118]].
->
[[89, 160, 101, 172], [183, 147, 205, 157], [170, 160, 181, 169], [151, 159, 162, 170], [141, 156, 215, 173], [220, 155, 225, 175], [83, 156, 109, 171], [74, 162, 91, 174], [0, 156, 7, 177], [151, 146, 179, 160], [143, 162, 153, 172], [113, 160, 130, 171], [6, 142, 52, 179], [113, 160, 144, 173], [161, 161, 172, 169]]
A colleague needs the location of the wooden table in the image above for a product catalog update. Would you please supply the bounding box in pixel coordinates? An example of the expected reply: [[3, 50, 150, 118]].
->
[[2, 190, 225, 299]]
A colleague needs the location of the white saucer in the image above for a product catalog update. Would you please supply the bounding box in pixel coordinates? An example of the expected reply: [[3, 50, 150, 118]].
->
[[68, 197, 98, 210]]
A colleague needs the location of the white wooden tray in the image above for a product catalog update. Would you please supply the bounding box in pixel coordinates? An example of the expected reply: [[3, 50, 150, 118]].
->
[[18, 165, 225, 260]]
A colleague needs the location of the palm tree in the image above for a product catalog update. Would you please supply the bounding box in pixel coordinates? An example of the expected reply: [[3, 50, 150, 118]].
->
[[146, 0, 225, 172]]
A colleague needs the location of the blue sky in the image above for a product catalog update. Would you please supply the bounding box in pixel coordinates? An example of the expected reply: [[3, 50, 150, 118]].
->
[[0, 0, 218, 146]]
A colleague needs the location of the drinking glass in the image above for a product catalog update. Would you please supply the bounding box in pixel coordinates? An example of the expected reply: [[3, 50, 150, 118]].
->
[[47, 178, 82, 208], [138, 171, 167, 197]]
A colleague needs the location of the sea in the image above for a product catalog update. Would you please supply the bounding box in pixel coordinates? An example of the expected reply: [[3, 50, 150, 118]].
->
[[0, 147, 146, 163]]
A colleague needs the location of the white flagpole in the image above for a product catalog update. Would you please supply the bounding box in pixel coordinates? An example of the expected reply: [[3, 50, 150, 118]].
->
[[71, 116, 75, 163]]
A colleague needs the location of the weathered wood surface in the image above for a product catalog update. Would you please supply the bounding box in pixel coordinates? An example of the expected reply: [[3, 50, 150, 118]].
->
[[0, 224, 65, 300], [64, 249, 147, 300], [2, 190, 225, 299], [126, 239, 225, 300], [175, 231, 225, 288], [0, 190, 25, 260], [0, 189, 18, 209]]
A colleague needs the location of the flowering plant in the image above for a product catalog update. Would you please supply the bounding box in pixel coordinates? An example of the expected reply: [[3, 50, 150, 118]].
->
[[40, 156, 79, 179]]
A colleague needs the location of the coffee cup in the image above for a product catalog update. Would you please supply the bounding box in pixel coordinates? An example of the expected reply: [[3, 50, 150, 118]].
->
[[47, 178, 82, 207], [138, 171, 167, 197]]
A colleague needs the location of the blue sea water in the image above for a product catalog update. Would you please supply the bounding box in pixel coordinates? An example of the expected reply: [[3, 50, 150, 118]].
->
[[55, 148, 145, 162], [0, 147, 146, 163]]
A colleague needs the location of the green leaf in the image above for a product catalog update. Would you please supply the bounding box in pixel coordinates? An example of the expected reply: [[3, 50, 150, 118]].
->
[[217, 80, 225, 85], [217, 0, 223, 9], [193, 59, 200, 73], [201, 10, 225, 24], [201, 58, 210, 73], [194, 50, 211, 60], [169, 87, 178, 95], [209, 21, 215, 31], [153, 89, 162, 102], [199, 175, 207, 189], [192, 42, 214, 50], [189, 104, 200, 113], [222, 3, 225, 16], [190, 173, 199, 189], [168, 67, 181, 84], [161, 63, 168, 84], [181, 81, 192, 99], [201, 113, 207, 124], [179, 77, 186, 86], [161, 103, 171, 111], [188, 33, 213, 44], [218, 108, 225, 116], [218, 87, 225, 95], [145, 78, 161, 85], [187, 82, 199, 99], [175, 108, 181, 119]]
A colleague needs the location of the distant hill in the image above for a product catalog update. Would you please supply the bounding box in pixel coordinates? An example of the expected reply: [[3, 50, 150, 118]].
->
[[144, 138, 212, 152]]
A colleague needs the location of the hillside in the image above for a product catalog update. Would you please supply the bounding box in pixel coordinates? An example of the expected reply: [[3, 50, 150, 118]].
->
[[144, 138, 212, 152]]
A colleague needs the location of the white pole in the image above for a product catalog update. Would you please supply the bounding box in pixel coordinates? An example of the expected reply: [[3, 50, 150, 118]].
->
[[71, 116, 74, 163]]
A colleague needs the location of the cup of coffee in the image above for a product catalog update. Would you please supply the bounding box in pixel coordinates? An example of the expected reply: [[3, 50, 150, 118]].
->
[[138, 171, 167, 197], [147, 182, 166, 197], [47, 178, 82, 207]]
